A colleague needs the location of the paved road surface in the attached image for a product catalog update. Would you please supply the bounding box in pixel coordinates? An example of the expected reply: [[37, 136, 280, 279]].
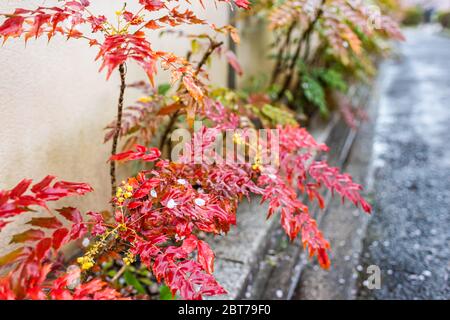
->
[[358, 27, 450, 300], [294, 27, 450, 300]]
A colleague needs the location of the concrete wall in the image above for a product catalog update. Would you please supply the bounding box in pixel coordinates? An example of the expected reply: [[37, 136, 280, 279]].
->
[[0, 0, 265, 255]]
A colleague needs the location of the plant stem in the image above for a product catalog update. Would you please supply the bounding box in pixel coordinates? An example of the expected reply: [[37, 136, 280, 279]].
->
[[110, 64, 126, 198], [111, 265, 127, 283], [159, 40, 223, 154], [270, 22, 295, 86], [276, 0, 325, 101], [194, 40, 223, 77]]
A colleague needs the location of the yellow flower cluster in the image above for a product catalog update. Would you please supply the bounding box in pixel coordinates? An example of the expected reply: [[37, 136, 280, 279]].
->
[[77, 256, 95, 271], [76, 227, 117, 271], [233, 133, 244, 145], [123, 251, 136, 266], [138, 96, 153, 103], [252, 146, 263, 172], [76, 238, 107, 271], [116, 183, 134, 205]]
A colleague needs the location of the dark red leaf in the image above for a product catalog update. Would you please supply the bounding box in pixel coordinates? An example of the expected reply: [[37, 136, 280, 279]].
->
[[197, 240, 214, 274], [27, 217, 63, 229], [52, 228, 69, 250]]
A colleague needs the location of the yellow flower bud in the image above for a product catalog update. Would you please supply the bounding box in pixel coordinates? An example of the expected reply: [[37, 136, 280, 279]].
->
[[138, 96, 153, 103], [124, 192, 132, 199], [81, 261, 94, 270], [252, 163, 262, 171], [233, 133, 243, 145]]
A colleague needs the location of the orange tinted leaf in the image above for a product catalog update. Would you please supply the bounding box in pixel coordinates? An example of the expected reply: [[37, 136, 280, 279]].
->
[[182, 76, 203, 102], [144, 20, 161, 30], [10, 229, 45, 244], [157, 102, 182, 116], [0, 248, 28, 267]]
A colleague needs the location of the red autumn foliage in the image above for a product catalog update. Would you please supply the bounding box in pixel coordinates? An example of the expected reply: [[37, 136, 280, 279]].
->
[[0, 176, 122, 300], [0, 0, 246, 101], [99, 97, 371, 298], [0, 0, 381, 301]]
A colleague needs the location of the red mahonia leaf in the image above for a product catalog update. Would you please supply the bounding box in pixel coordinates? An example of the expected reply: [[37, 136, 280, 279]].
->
[[27, 217, 63, 229], [197, 240, 215, 274], [31, 175, 56, 194], [56, 207, 86, 240], [144, 20, 161, 30], [10, 179, 33, 198], [35, 238, 52, 260], [51, 228, 69, 250], [86, 211, 106, 236], [234, 0, 251, 9], [96, 33, 159, 83], [56, 207, 82, 223], [0, 16, 25, 40], [139, 0, 164, 11], [225, 50, 243, 76], [110, 145, 161, 162]]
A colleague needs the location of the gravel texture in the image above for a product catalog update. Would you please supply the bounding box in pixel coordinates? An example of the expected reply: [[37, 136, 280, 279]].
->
[[295, 26, 450, 300], [357, 27, 450, 300]]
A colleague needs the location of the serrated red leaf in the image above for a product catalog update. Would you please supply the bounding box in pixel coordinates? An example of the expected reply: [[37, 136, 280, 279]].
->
[[56, 207, 82, 223], [31, 175, 56, 193], [197, 240, 214, 274], [0, 16, 25, 39], [35, 238, 52, 260], [10, 179, 32, 198], [52, 228, 69, 250]]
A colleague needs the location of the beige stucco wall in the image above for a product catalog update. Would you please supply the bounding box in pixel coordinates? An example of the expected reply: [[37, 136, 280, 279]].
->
[[0, 0, 243, 255], [0, 1, 274, 258]]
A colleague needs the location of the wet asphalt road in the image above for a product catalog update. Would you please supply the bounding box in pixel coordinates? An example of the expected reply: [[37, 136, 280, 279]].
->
[[357, 27, 450, 300]]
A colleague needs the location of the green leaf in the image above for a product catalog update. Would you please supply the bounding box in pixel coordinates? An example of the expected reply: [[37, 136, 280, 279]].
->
[[159, 285, 175, 300], [301, 75, 329, 116], [318, 69, 347, 92], [191, 39, 200, 54], [107, 270, 117, 277], [158, 83, 171, 95], [123, 269, 146, 295]]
